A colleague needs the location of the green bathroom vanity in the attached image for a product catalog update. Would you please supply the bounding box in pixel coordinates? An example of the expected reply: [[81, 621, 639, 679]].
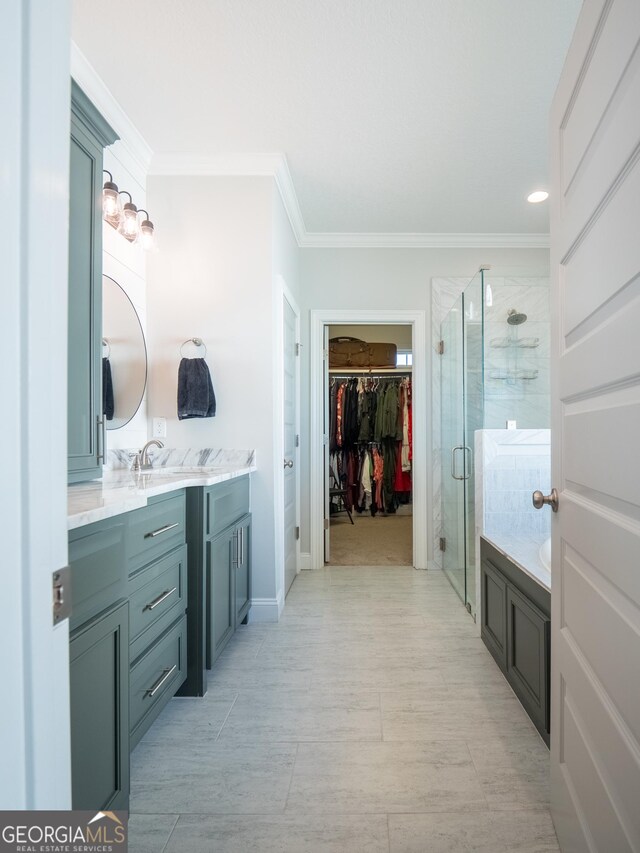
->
[[67, 471, 253, 811]]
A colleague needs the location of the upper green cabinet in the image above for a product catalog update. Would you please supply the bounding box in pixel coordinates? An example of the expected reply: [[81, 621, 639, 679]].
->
[[68, 82, 118, 483]]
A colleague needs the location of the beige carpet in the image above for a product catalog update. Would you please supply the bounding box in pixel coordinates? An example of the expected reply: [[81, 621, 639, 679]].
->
[[328, 512, 413, 565]]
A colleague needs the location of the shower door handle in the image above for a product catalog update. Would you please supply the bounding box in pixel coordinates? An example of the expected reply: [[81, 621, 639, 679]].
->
[[462, 446, 472, 480], [451, 446, 465, 480]]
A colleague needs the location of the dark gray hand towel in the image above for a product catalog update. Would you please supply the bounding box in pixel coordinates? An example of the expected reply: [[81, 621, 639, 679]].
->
[[103, 357, 114, 421], [177, 357, 216, 419]]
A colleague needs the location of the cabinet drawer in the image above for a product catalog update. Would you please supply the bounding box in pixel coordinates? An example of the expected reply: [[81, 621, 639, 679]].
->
[[206, 477, 250, 539], [69, 519, 126, 632], [128, 545, 188, 661], [130, 614, 187, 747], [127, 491, 186, 574]]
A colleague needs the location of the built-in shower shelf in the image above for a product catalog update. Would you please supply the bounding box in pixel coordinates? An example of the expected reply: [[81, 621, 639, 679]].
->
[[490, 337, 540, 349], [489, 368, 539, 381]]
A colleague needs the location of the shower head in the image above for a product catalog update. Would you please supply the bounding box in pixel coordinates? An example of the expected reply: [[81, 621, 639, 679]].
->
[[507, 308, 528, 326]]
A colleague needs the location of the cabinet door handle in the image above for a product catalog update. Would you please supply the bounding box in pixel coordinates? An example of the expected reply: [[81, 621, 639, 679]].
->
[[144, 586, 177, 611], [145, 522, 179, 539], [145, 664, 177, 698], [232, 530, 239, 568], [96, 416, 104, 463], [239, 526, 244, 566]]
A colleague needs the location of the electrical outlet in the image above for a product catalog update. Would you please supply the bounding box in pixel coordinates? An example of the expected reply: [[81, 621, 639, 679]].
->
[[506, 420, 517, 430], [153, 417, 167, 438]]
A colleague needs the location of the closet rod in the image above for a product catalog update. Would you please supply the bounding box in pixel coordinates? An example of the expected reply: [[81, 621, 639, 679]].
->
[[329, 370, 412, 378]]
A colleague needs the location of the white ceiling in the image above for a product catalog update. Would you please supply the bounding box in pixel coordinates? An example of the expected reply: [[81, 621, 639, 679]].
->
[[72, 0, 581, 236]]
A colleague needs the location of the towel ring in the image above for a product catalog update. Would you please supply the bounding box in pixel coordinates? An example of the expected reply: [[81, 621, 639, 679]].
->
[[180, 337, 208, 358], [102, 338, 111, 358]]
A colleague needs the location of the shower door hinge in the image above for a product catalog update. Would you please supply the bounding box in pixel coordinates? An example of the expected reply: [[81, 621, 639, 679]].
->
[[295, 342, 301, 356], [437, 340, 445, 355], [295, 434, 300, 447], [324, 518, 329, 530], [439, 537, 446, 552], [295, 526, 300, 540]]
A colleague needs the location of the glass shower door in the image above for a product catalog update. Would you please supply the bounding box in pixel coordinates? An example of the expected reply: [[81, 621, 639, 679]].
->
[[462, 272, 484, 618], [440, 298, 466, 602], [440, 271, 484, 617]]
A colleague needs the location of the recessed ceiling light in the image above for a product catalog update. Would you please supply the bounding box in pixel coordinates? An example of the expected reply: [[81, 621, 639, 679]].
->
[[527, 191, 549, 203]]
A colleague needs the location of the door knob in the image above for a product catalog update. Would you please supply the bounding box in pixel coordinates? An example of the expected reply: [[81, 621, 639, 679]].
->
[[284, 459, 294, 469], [532, 488, 559, 512]]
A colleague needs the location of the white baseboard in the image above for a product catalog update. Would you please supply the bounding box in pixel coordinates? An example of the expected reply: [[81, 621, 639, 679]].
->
[[300, 552, 313, 570], [249, 595, 283, 623]]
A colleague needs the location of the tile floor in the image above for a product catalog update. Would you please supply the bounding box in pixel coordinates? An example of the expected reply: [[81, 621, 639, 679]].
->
[[130, 566, 559, 852]]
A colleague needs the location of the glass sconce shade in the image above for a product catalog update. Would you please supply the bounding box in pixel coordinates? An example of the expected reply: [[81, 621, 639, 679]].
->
[[119, 201, 140, 242], [102, 172, 122, 228], [138, 210, 155, 250], [140, 219, 155, 250]]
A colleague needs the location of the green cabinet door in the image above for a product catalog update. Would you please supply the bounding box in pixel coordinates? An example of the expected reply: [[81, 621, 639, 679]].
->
[[70, 600, 129, 810], [68, 82, 118, 483], [235, 514, 251, 625], [206, 528, 235, 666]]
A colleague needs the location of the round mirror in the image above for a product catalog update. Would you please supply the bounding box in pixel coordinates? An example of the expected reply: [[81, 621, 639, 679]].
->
[[102, 275, 147, 430]]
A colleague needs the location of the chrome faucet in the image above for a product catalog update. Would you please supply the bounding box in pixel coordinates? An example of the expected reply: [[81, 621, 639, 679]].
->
[[130, 439, 164, 472]]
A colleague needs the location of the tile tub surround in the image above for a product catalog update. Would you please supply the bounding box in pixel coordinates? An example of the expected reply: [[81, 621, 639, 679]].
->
[[475, 429, 551, 592], [68, 449, 256, 529], [129, 565, 557, 852]]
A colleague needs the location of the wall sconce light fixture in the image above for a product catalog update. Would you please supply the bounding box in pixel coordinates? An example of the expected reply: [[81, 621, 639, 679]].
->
[[102, 171, 156, 250], [102, 170, 122, 228], [138, 210, 155, 250]]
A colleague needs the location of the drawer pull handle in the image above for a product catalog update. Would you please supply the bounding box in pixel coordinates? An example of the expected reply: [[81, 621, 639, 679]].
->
[[145, 664, 178, 698], [145, 522, 180, 539], [144, 587, 178, 612]]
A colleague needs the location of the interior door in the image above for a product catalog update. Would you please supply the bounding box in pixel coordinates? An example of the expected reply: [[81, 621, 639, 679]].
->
[[549, 1, 640, 850], [283, 295, 298, 594]]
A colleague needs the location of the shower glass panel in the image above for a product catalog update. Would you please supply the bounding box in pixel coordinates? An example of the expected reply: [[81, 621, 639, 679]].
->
[[462, 273, 484, 615], [440, 298, 465, 601], [440, 271, 484, 616]]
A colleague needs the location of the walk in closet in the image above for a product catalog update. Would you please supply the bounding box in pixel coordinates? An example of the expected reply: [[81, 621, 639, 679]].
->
[[326, 325, 413, 566]]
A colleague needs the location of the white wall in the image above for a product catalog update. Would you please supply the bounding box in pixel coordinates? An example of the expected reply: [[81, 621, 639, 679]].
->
[[146, 175, 284, 614], [298, 247, 550, 558]]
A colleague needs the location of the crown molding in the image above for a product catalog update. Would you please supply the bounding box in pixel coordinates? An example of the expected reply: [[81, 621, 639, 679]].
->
[[70, 42, 153, 181], [298, 232, 551, 249], [148, 153, 550, 250]]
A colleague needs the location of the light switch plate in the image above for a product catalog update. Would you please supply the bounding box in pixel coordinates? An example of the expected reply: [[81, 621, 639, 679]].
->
[[153, 417, 167, 438]]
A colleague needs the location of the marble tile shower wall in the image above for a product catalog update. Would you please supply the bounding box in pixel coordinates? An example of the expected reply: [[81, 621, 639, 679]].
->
[[483, 278, 550, 429]]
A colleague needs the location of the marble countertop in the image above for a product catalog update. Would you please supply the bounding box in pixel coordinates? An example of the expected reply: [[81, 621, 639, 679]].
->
[[68, 455, 256, 531], [481, 532, 551, 591]]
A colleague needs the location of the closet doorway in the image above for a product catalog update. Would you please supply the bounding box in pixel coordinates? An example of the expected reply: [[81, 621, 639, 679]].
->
[[327, 324, 413, 565], [309, 308, 430, 569]]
